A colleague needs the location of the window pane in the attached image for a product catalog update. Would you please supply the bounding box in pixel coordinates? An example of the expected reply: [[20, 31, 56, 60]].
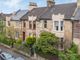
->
[[61, 21, 63, 31], [54, 21, 59, 31], [33, 21, 36, 29], [60, 38, 64, 49], [61, 21, 63, 26], [54, 21, 58, 26], [44, 21, 47, 28], [29, 21, 32, 29], [23, 22, 26, 27], [16, 32, 19, 38]]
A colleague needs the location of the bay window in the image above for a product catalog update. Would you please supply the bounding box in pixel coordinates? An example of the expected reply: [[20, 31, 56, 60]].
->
[[54, 21, 59, 31]]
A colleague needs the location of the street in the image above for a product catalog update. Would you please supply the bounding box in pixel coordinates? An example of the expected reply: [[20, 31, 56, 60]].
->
[[0, 45, 31, 60]]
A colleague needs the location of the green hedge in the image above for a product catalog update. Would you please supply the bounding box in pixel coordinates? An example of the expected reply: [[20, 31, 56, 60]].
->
[[0, 35, 15, 46]]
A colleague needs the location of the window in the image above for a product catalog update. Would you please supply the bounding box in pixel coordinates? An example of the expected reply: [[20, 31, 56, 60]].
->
[[60, 38, 64, 49], [33, 21, 36, 30], [60, 21, 63, 31], [29, 21, 32, 29], [23, 22, 26, 27], [8, 21, 10, 26], [15, 32, 19, 38], [44, 21, 47, 28], [29, 33, 32, 36], [54, 21, 59, 31]]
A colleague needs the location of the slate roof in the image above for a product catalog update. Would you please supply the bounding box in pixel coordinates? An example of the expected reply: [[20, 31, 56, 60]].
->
[[40, 3, 77, 20], [4, 14, 12, 17], [11, 10, 28, 21], [72, 7, 80, 20], [21, 3, 77, 20], [21, 7, 51, 20]]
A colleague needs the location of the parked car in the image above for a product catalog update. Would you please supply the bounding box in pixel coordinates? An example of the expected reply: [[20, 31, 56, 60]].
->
[[0, 52, 15, 60], [0, 49, 24, 60], [15, 57, 24, 60]]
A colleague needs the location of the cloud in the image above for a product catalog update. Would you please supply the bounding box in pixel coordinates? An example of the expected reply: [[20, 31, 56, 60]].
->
[[5, 0, 22, 8], [0, 0, 77, 13]]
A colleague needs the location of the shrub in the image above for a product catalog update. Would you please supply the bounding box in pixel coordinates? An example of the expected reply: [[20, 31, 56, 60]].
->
[[16, 38, 22, 44], [26, 36, 36, 47], [59, 43, 80, 60], [34, 31, 59, 57], [0, 34, 16, 46]]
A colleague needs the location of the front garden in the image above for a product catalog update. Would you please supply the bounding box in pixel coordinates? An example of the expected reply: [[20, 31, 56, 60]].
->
[[0, 31, 80, 60]]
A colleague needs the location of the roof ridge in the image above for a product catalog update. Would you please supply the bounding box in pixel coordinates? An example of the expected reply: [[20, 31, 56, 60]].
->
[[55, 2, 77, 6]]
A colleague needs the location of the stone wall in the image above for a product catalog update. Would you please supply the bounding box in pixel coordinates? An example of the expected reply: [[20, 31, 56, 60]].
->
[[36, 20, 53, 37], [64, 20, 72, 49]]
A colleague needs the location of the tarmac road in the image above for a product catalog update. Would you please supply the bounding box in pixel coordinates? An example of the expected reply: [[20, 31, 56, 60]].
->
[[0, 45, 32, 60]]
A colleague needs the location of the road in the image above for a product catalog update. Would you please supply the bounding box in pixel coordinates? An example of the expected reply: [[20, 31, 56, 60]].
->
[[0, 45, 32, 60]]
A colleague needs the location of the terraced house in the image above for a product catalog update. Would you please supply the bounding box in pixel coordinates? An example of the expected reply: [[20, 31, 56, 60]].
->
[[20, 0, 78, 50], [10, 10, 28, 39], [5, 0, 80, 50], [66, 0, 80, 53]]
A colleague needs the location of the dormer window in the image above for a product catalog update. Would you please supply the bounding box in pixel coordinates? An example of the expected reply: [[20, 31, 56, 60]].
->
[[44, 21, 47, 28]]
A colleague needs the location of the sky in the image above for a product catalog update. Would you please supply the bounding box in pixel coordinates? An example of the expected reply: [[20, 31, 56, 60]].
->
[[0, 0, 77, 14]]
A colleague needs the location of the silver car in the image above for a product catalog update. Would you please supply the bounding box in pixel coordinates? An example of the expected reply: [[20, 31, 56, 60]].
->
[[0, 52, 15, 60], [15, 57, 24, 60]]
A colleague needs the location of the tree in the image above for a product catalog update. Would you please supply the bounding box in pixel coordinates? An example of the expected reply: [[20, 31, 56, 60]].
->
[[0, 19, 5, 34], [26, 36, 36, 47], [6, 26, 15, 48], [34, 31, 59, 57], [59, 43, 80, 60], [26, 36, 36, 56]]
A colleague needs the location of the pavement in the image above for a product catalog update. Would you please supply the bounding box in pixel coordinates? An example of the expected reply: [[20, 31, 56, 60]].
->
[[0, 44, 32, 60]]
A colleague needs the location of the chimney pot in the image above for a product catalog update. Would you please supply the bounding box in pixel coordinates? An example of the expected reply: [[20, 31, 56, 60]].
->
[[28, 2, 37, 11], [47, 0, 55, 7]]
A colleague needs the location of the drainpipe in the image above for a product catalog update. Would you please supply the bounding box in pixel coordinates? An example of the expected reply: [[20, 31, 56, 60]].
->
[[72, 20, 74, 44]]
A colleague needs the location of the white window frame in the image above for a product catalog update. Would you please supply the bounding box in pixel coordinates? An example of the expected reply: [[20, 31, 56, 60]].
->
[[60, 21, 64, 31], [54, 21, 59, 31], [54, 21, 64, 32]]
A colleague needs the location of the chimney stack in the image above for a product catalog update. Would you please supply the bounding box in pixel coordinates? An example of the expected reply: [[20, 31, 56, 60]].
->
[[28, 2, 37, 11], [47, 0, 55, 7], [77, 0, 80, 7]]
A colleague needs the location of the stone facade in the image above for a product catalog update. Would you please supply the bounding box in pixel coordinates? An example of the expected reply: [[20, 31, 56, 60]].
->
[[77, 0, 80, 6], [73, 21, 80, 54], [52, 14, 64, 38], [5, 0, 80, 51], [6, 15, 22, 39], [21, 16, 53, 39], [64, 20, 73, 49], [10, 21, 22, 39], [73, 21, 80, 39], [36, 20, 53, 37]]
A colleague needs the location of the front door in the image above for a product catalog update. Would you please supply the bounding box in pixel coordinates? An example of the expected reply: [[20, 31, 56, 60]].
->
[[23, 32, 25, 41]]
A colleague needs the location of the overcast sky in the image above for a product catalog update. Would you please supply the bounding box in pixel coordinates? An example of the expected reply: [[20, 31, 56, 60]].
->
[[0, 0, 76, 14]]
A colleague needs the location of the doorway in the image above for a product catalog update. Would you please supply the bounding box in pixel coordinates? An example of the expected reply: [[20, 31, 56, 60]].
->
[[23, 32, 25, 41]]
